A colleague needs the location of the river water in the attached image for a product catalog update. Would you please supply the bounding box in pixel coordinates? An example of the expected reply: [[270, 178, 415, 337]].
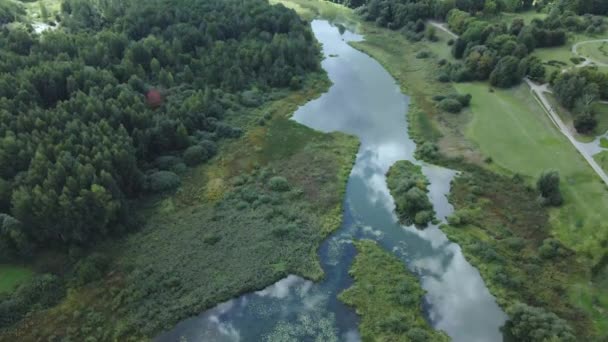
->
[[156, 20, 506, 342]]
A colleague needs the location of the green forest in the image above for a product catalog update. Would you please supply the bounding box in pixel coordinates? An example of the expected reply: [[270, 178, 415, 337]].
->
[[0, 0, 319, 256]]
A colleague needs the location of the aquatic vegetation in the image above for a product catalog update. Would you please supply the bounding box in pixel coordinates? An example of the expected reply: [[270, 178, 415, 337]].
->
[[339, 240, 449, 342]]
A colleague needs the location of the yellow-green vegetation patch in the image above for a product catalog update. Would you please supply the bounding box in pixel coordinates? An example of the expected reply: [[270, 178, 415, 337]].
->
[[444, 163, 597, 339], [0, 265, 34, 294], [339, 240, 449, 342], [386, 160, 435, 226]]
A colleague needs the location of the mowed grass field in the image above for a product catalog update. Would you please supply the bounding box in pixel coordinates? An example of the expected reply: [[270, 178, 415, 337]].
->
[[578, 41, 608, 65], [0, 265, 33, 294], [457, 82, 608, 260]]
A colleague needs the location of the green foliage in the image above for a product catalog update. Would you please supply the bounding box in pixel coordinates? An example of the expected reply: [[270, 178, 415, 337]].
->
[[339, 240, 448, 342], [503, 302, 575, 342], [268, 176, 290, 192], [0, 1, 24, 25], [490, 56, 522, 88], [438, 98, 463, 113], [182, 145, 208, 166], [537, 170, 562, 206], [0, 274, 65, 328], [72, 253, 110, 286], [538, 238, 569, 259], [147, 171, 180, 193], [442, 161, 593, 338], [386, 161, 435, 227], [0, 0, 320, 251]]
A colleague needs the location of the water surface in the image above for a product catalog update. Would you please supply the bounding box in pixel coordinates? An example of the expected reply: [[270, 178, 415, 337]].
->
[[156, 20, 506, 342]]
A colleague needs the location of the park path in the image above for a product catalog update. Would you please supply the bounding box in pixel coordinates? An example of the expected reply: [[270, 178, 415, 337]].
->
[[524, 78, 608, 186], [571, 39, 608, 67], [427, 20, 608, 186], [429, 21, 458, 39]]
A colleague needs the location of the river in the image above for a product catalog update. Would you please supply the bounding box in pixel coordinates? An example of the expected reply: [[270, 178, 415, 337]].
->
[[156, 19, 506, 342]]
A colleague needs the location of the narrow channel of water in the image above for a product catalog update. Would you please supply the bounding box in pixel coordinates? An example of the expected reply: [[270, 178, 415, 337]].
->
[[156, 20, 506, 342]]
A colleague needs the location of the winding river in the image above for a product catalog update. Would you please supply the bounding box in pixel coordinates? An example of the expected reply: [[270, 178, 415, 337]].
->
[[157, 20, 506, 342]]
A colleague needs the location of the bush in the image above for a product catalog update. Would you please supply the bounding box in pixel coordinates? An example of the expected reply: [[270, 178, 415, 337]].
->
[[415, 51, 430, 59], [73, 253, 110, 286], [438, 98, 463, 113], [415, 142, 439, 161], [538, 238, 568, 259], [268, 176, 289, 192], [503, 303, 575, 342], [537, 170, 562, 206], [447, 213, 462, 226], [437, 73, 450, 82], [453, 93, 472, 107], [414, 210, 434, 225], [154, 155, 181, 170], [147, 171, 180, 192], [573, 113, 597, 133], [182, 145, 208, 166]]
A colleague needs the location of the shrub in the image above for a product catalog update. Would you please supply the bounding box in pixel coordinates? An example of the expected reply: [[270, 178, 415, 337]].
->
[[537, 170, 562, 206], [73, 253, 110, 286], [447, 213, 462, 226], [538, 238, 568, 259], [416, 142, 439, 161], [438, 98, 463, 113], [453, 93, 472, 107], [503, 303, 575, 342], [148, 171, 180, 192], [268, 176, 289, 192], [415, 51, 430, 59], [182, 145, 208, 166], [414, 210, 434, 225], [573, 113, 597, 133], [154, 155, 181, 170], [437, 73, 450, 82]]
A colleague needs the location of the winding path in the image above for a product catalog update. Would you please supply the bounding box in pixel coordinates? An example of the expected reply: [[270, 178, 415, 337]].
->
[[572, 39, 608, 67], [427, 20, 608, 186]]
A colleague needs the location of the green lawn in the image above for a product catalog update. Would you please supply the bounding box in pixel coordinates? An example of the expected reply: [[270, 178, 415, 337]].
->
[[595, 150, 608, 174], [544, 93, 608, 142], [577, 41, 608, 65], [496, 10, 547, 25], [0, 265, 33, 294], [457, 82, 608, 260]]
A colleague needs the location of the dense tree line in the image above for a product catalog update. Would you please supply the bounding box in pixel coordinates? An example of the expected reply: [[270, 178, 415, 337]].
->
[[436, 9, 570, 87], [0, 0, 320, 258], [550, 0, 608, 16], [551, 67, 608, 133]]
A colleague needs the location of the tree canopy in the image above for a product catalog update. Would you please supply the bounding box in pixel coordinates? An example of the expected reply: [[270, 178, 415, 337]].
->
[[0, 0, 319, 257]]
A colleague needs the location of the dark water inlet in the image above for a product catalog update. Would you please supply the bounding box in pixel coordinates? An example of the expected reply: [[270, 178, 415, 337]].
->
[[156, 20, 506, 342]]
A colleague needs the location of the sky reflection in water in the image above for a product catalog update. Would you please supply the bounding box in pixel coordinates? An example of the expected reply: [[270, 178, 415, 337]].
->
[[156, 20, 506, 342]]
